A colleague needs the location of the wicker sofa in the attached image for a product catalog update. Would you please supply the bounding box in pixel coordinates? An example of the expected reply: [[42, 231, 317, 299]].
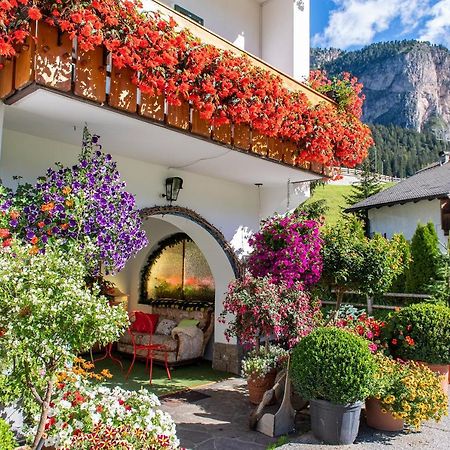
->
[[117, 300, 214, 366]]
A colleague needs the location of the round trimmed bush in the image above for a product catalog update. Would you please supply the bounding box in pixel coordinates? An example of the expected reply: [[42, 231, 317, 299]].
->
[[291, 327, 377, 405], [384, 303, 450, 364], [0, 418, 17, 450]]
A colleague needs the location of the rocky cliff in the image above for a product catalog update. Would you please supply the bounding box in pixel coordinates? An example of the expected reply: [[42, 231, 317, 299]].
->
[[311, 41, 450, 131]]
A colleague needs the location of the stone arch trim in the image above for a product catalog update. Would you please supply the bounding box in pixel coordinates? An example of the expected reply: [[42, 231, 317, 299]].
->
[[140, 205, 242, 278]]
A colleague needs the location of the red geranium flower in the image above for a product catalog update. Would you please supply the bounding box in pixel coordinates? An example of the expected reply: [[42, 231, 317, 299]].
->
[[28, 7, 42, 21]]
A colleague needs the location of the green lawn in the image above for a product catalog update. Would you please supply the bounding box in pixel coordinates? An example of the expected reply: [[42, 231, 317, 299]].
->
[[303, 182, 395, 226], [92, 357, 232, 397], [303, 184, 353, 225]]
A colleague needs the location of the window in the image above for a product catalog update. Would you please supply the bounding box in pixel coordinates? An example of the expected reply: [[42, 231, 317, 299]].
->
[[174, 4, 204, 26], [143, 233, 214, 302], [441, 199, 450, 236]]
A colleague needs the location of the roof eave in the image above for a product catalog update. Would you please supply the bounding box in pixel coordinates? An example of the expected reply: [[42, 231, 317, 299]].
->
[[345, 193, 450, 213]]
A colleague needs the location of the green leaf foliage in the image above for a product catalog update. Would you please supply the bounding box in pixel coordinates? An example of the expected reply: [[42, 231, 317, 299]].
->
[[0, 240, 129, 419], [0, 418, 17, 450], [321, 217, 407, 295], [406, 222, 442, 293], [384, 303, 450, 364], [290, 327, 377, 404], [388, 234, 411, 293]]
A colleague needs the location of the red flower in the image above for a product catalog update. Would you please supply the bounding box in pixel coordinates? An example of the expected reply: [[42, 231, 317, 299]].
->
[[2, 238, 12, 248], [28, 7, 42, 21], [30, 235, 38, 245], [391, 338, 398, 345], [0, 228, 10, 239]]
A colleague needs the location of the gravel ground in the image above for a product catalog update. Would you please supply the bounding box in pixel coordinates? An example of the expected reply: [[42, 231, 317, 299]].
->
[[279, 390, 450, 450]]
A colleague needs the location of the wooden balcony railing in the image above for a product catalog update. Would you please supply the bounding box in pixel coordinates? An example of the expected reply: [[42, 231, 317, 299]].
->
[[0, 17, 335, 178]]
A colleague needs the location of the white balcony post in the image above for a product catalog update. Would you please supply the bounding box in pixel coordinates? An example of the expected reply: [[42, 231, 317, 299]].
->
[[261, 0, 310, 81]]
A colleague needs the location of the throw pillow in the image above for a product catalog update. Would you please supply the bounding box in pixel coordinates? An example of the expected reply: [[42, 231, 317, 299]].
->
[[177, 318, 200, 328], [156, 319, 178, 336], [132, 312, 159, 334]]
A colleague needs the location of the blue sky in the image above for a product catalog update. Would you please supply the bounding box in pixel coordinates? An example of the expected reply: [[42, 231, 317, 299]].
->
[[311, 0, 450, 50]]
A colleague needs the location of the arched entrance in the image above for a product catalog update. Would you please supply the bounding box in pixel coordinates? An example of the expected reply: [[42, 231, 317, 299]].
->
[[139, 206, 242, 372]]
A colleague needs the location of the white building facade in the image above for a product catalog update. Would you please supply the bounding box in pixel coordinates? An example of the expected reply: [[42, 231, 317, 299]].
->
[[0, 0, 320, 372]]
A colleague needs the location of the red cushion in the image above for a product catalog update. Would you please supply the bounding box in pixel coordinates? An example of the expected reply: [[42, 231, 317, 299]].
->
[[131, 312, 159, 334]]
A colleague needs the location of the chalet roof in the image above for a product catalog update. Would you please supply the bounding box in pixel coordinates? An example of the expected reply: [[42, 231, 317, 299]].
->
[[346, 161, 450, 211]]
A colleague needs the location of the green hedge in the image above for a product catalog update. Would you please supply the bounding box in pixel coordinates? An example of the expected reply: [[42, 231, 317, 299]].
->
[[290, 327, 377, 405]]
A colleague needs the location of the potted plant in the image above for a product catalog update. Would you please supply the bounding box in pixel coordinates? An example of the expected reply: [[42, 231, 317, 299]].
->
[[367, 353, 447, 431], [384, 303, 450, 396], [220, 273, 319, 403], [291, 327, 377, 445], [242, 345, 288, 404]]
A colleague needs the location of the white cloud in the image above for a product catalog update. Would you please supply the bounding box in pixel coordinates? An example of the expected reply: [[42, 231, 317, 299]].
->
[[313, 0, 430, 49], [419, 0, 450, 47]]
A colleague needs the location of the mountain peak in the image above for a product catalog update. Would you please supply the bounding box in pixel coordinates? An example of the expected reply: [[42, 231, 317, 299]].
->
[[311, 40, 450, 131]]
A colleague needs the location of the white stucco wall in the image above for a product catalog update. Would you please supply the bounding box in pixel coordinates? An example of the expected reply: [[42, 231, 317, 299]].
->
[[262, 0, 310, 80], [146, 0, 310, 80], [368, 199, 448, 251], [0, 128, 307, 344], [147, 0, 261, 56]]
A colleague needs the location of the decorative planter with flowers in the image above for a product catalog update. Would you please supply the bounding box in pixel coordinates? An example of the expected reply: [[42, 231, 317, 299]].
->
[[0, 2, 373, 171], [219, 271, 320, 405], [291, 327, 377, 445], [368, 353, 447, 431], [384, 303, 450, 397], [242, 345, 288, 404], [37, 377, 180, 450]]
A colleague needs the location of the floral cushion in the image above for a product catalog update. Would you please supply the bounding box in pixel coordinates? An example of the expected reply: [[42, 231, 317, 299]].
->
[[155, 318, 177, 336]]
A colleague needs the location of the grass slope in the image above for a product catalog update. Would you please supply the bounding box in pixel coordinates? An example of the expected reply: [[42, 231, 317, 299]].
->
[[304, 184, 353, 225], [304, 182, 395, 226]]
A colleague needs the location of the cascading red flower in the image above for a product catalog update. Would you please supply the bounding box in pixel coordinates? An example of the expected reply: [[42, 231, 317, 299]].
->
[[0, 0, 373, 168]]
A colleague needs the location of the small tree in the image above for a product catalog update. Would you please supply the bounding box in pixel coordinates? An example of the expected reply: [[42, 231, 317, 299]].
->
[[321, 216, 407, 318], [0, 241, 128, 449], [406, 222, 442, 293], [345, 159, 383, 231]]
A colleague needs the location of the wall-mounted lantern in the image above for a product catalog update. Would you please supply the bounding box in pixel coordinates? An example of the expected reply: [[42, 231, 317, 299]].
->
[[163, 177, 183, 203]]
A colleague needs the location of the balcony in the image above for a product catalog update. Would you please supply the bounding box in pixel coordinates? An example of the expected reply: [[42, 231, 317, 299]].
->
[[0, 3, 337, 178]]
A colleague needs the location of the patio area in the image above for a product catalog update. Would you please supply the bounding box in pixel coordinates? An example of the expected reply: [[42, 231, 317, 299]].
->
[[158, 377, 450, 450], [93, 358, 450, 450]]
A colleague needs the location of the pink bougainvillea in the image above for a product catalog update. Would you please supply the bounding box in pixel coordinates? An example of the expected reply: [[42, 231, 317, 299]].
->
[[247, 213, 323, 289]]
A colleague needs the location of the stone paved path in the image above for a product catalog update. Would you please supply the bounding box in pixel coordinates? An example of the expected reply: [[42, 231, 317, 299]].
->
[[160, 378, 450, 450]]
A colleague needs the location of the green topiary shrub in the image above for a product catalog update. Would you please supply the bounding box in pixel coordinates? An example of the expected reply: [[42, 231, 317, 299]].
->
[[0, 418, 17, 450], [290, 327, 377, 405], [384, 303, 450, 364]]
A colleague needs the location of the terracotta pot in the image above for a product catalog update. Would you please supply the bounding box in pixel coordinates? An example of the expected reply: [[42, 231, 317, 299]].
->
[[419, 362, 449, 398], [247, 369, 277, 405], [365, 398, 404, 431]]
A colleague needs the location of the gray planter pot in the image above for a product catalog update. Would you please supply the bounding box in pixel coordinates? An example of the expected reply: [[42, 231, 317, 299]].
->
[[310, 399, 363, 445]]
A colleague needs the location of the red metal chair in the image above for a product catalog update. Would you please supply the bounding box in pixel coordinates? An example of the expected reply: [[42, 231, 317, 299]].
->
[[125, 311, 171, 384]]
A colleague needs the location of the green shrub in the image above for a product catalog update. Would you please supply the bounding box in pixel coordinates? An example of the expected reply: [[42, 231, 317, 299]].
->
[[290, 327, 377, 404], [406, 223, 441, 293], [384, 303, 450, 364], [0, 418, 17, 450]]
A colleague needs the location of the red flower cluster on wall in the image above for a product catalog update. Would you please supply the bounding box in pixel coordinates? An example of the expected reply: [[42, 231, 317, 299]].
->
[[0, 0, 373, 168]]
